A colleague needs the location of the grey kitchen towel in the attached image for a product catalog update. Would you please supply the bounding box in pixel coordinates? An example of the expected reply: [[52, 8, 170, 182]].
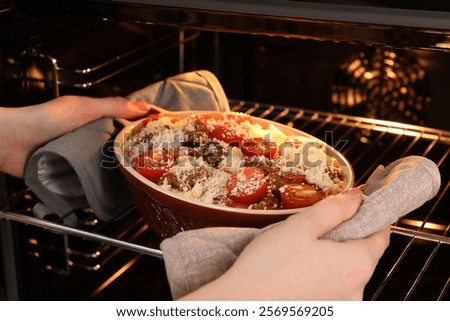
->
[[24, 70, 230, 225], [24, 118, 131, 224], [127, 70, 230, 112], [160, 156, 441, 299]]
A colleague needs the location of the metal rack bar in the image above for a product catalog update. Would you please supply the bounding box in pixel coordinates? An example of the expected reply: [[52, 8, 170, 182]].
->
[[0, 211, 163, 259], [390, 226, 450, 245]]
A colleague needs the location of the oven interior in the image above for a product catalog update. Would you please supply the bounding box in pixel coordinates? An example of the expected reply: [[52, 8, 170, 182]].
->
[[0, 0, 449, 300]]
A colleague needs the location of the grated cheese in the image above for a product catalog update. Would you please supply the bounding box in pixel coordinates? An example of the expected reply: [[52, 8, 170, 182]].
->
[[126, 112, 346, 209]]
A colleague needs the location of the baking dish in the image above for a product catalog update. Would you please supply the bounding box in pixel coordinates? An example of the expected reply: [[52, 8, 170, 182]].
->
[[114, 110, 355, 237]]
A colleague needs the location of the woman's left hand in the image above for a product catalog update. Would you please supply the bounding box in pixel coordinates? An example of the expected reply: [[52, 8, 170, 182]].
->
[[0, 95, 152, 178]]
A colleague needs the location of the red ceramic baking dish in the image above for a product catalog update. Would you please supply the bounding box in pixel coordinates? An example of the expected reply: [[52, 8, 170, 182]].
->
[[114, 110, 354, 238]]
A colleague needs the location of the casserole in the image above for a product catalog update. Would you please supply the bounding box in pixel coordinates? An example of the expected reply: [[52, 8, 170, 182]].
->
[[114, 110, 354, 237]]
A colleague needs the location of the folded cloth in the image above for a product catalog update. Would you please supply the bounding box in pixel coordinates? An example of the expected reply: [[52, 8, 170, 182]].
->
[[324, 156, 441, 241], [160, 156, 441, 299], [25, 118, 129, 225], [127, 70, 230, 112], [25, 70, 230, 225]]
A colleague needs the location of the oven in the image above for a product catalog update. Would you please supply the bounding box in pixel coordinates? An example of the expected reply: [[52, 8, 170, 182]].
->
[[0, 0, 449, 301]]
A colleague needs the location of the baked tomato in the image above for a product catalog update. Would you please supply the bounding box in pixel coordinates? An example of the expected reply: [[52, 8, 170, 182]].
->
[[209, 125, 244, 145], [134, 150, 173, 182], [206, 113, 253, 145], [226, 167, 267, 205], [241, 138, 278, 159], [279, 183, 324, 209]]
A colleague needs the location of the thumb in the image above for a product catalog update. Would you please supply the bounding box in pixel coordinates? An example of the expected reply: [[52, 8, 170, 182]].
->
[[294, 188, 363, 238]]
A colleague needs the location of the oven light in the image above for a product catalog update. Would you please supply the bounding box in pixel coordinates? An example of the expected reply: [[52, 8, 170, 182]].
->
[[386, 51, 397, 59], [86, 218, 99, 226], [435, 42, 450, 49], [346, 59, 361, 74], [385, 68, 397, 79], [399, 87, 408, 95], [345, 89, 364, 107], [331, 48, 431, 125], [27, 238, 38, 246], [384, 58, 395, 66], [6, 57, 16, 65], [399, 218, 447, 231], [28, 64, 44, 81], [363, 71, 378, 80], [89, 251, 101, 258], [353, 65, 365, 78]]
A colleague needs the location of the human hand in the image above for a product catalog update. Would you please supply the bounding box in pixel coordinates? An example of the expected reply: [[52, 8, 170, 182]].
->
[[0, 95, 153, 178], [182, 188, 390, 301]]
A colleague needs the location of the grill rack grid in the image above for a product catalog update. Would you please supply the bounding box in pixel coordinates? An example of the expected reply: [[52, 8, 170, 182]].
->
[[1, 99, 449, 300]]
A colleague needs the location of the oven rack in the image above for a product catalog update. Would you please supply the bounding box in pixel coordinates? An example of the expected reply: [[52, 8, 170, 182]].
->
[[1, 211, 449, 256], [1, 100, 450, 300], [2, 15, 199, 102], [0, 211, 163, 258], [17, 28, 199, 95]]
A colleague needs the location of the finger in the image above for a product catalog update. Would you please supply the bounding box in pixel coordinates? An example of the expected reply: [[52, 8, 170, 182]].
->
[[95, 97, 152, 119], [40, 96, 150, 123], [291, 188, 363, 237]]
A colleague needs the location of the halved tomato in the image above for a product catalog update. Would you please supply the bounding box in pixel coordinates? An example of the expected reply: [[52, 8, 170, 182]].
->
[[210, 125, 245, 145], [282, 172, 307, 183], [241, 137, 278, 159], [226, 167, 267, 205], [134, 150, 174, 182], [279, 183, 324, 209], [206, 113, 254, 145]]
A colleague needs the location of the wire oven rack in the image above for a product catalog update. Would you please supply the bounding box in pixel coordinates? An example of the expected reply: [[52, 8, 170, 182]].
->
[[1, 99, 449, 300], [2, 15, 199, 104]]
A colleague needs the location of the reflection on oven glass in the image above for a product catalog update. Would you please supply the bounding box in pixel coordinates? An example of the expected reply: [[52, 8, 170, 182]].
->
[[331, 48, 431, 125]]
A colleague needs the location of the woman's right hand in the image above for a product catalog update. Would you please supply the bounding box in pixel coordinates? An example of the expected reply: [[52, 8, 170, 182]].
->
[[182, 188, 390, 301]]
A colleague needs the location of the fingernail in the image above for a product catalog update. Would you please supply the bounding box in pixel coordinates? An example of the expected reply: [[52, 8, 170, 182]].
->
[[133, 100, 151, 111], [342, 187, 362, 199]]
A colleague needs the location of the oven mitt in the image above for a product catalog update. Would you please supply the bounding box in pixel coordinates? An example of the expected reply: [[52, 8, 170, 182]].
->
[[24, 70, 230, 226], [160, 155, 441, 299]]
